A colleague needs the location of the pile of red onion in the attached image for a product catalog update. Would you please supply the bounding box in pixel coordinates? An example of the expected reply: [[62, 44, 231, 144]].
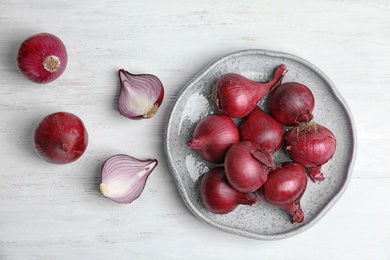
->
[[188, 65, 337, 224], [17, 33, 336, 215]]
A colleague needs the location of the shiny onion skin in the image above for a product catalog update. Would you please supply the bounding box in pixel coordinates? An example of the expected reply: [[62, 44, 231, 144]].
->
[[214, 64, 288, 118], [200, 167, 258, 214], [256, 162, 308, 224], [187, 114, 239, 164], [239, 106, 285, 154], [225, 141, 275, 193], [285, 122, 336, 182], [33, 112, 88, 164], [17, 33, 67, 84], [269, 82, 315, 126]]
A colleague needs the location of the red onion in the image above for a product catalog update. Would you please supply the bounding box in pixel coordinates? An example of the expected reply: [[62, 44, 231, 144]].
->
[[117, 69, 164, 119], [269, 82, 315, 126], [187, 114, 239, 164], [33, 112, 88, 164], [214, 64, 288, 118], [225, 141, 275, 193], [17, 33, 67, 84], [100, 154, 158, 204], [256, 162, 307, 224], [239, 106, 285, 154], [200, 167, 258, 214], [285, 122, 336, 182]]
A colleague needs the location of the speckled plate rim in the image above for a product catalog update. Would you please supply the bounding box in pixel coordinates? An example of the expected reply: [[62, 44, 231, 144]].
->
[[164, 49, 357, 240]]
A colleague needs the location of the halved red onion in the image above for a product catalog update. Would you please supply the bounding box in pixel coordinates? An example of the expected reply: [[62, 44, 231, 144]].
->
[[100, 154, 158, 204], [117, 69, 164, 119]]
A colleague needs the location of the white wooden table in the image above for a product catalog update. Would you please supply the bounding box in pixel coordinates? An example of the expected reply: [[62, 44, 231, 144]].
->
[[0, 1, 389, 259]]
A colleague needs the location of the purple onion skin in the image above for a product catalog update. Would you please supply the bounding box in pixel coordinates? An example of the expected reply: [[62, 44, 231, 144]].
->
[[200, 167, 258, 214], [187, 114, 239, 164], [224, 141, 275, 193], [33, 112, 88, 164], [214, 64, 288, 118], [269, 82, 315, 126], [239, 106, 285, 154], [257, 161, 307, 224], [285, 122, 336, 182], [17, 33, 67, 84]]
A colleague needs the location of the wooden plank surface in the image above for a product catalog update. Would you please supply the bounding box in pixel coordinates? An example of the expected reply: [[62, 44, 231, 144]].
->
[[0, 1, 389, 259]]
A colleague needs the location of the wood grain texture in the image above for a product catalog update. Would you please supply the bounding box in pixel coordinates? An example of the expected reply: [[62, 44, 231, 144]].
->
[[0, 0, 389, 259]]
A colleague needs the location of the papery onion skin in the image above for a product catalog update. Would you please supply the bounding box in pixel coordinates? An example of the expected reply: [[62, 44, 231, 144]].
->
[[239, 106, 285, 154], [100, 154, 158, 204], [33, 112, 88, 164], [200, 167, 258, 214], [17, 33, 67, 84], [285, 122, 336, 182], [256, 161, 307, 224], [214, 64, 288, 118], [269, 82, 315, 126], [187, 114, 239, 164], [117, 69, 164, 119], [225, 141, 275, 193]]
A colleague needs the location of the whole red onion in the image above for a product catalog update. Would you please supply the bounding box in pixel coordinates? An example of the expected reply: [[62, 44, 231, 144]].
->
[[224, 141, 275, 193], [269, 82, 315, 126], [214, 64, 288, 118], [200, 167, 258, 214], [187, 114, 239, 164], [239, 106, 285, 154], [17, 33, 67, 84], [256, 161, 308, 224], [285, 122, 336, 182], [33, 112, 88, 164]]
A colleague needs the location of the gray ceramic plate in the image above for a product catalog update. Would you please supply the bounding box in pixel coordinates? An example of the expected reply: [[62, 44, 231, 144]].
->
[[164, 49, 356, 240]]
